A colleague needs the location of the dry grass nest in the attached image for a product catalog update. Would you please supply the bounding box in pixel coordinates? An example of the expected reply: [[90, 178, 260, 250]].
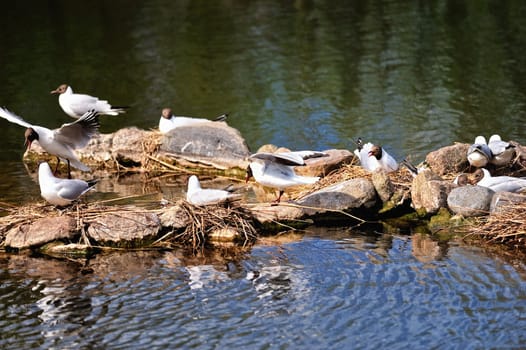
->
[[156, 200, 258, 250], [465, 202, 526, 249]]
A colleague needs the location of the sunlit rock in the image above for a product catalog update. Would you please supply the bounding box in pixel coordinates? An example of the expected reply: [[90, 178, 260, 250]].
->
[[447, 185, 494, 217], [160, 123, 250, 170], [250, 178, 378, 225], [411, 169, 455, 215], [5, 216, 77, 249], [87, 211, 161, 246], [371, 171, 394, 202], [295, 149, 354, 177], [425, 143, 470, 175]]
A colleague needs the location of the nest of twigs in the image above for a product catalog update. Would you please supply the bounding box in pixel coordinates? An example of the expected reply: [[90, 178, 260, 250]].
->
[[466, 202, 526, 248], [159, 201, 258, 250]]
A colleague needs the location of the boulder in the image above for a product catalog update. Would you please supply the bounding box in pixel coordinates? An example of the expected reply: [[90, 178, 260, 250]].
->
[[490, 192, 526, 214], [87, 211, 161, 246], [411, 169, 455, 215], [110, 127, 150, 165], [447, 185, 495, 217], [5, 216, 77, 249], [159, 204, 192, 229], [426, 143, 470, 175], [250, 178, 378, 224], [295, 149, 354, 177], [160, 123, 250, 170]]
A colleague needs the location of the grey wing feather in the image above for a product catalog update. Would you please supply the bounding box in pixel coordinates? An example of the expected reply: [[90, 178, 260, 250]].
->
[[250, 152, 305, 166], [288, 150, 329, 160], [55, 110, 100, 149]]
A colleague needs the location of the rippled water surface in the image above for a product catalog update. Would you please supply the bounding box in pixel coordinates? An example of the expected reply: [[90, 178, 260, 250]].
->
[[1, 231, 525, 349], [1, 1, 526, 348]]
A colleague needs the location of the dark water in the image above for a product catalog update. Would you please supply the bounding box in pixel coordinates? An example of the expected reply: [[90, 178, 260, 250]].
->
[[1, 230, 525, 350], [1, 1, 526, 348]]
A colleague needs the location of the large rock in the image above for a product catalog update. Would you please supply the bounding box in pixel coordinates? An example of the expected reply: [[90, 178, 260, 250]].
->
[[447, 185, 495, 217], [426, 143, 470, 175], [160, 123, 250, 169], [411, 169, 455, 215], [490, 191, 526, 214], [5, 216, 77, 249], [250, 178, 378, 224], [87, 211, 161, 246], [295, 149, 354, 177]]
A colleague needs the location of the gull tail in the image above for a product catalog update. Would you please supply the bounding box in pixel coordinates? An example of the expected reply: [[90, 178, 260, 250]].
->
[[214, 113, 228, 122]]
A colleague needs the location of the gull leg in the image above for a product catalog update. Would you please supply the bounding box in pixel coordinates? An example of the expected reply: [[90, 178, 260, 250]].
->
[[53, 157, 61, 175], [272, 190, 284, 204], [67, 160, 72, 179]]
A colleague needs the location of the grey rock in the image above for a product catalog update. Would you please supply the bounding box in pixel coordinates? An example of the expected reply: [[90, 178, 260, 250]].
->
[[159, 204, 191, 230], [5, 216, 77, 249], [490, 191, 526, 214], [447, 185, 495, 217], [411, 169, 455, 214], [250, 178, 378, 223], [295, 149, 354, 177], [371, 171, 394, 202], [160, 123, 250, 169], [87, 211, 161, 245], [298, 178, 377, 214]]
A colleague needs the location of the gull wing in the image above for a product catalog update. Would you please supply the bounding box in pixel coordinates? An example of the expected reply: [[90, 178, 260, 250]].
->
[[250, 152, 305, 166], [0, 107, 33, 129], [54, 110, 100, 149]]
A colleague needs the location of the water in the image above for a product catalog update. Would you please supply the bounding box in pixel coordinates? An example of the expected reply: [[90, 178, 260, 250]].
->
[[1, 1, 526, 348], [0, 230, 525, 349]]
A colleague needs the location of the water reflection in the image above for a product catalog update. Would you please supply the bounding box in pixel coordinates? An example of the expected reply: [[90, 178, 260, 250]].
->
[[0, 230, 525, 349]]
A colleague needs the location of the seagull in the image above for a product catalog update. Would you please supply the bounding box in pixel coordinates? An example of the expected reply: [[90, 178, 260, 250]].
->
[[472, 168, 526, 193], [467, 136, 492, 168], [186, 175, 239, 206], [51, 84, 128, 118], [246, 151, 326, 203], [38, 162, 98, 206], [159, 107, 228, 134], [453, 173, 471, 186], [354, 138, 398, 173], [0, 107, 99, 178], [488, 134, 515, 166]]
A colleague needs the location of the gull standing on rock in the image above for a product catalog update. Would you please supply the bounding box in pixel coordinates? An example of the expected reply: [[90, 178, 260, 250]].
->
[[186, 175, 239, 206], [467, 136, 492, 168], [0, 107, 100, 177], [159, 107, 228, 134], [38, 162, 98, 206], [354, 138, 398, 173], [246, 151, 327, 203], [472, 168, 526, 193], [487, 134, 515, 166], [51, 84, 128, 118]]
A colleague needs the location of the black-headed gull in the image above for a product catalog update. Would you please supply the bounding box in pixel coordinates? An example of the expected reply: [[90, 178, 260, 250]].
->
[[488, 134, 515, 166], [246, 151, 326, 203], [354, 138, 398, 173], [159, 108, 228, 134], [472, 168, 526, 193], [467, 136, 492, 168], [0, 107, 99, 177], [186, 175, 239, 206], [38, 162, 98, 206], [51, 84, 128, 118]]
